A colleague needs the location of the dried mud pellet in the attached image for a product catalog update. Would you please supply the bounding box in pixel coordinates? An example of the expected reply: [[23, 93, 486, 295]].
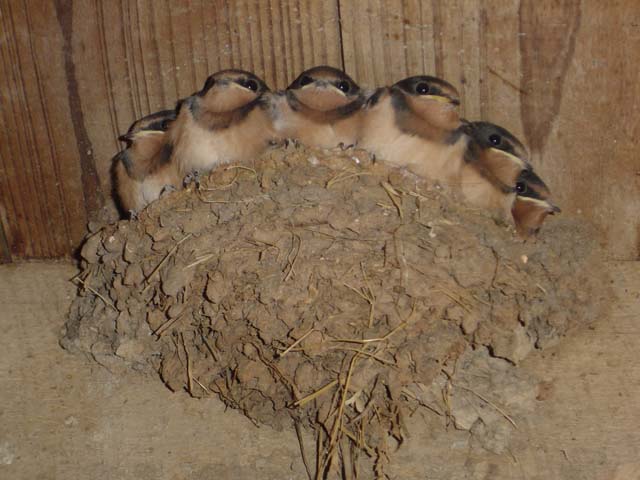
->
[[205, 271, 228, 304], [80, 233, 102, 263]]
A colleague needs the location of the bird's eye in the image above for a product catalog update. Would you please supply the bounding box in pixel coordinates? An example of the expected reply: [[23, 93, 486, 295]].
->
[[415, 82, 430, 95], [161, 120, 170, 130], [299, 75, 313, 86], [337, 80, 351, 93], [244, 79, 259, 91], [489, 134, 501, 146], [515, 182, 527, 194]]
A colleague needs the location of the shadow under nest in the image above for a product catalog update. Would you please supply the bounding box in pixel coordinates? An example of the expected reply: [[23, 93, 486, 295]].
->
[[62, 144, 607, 479]]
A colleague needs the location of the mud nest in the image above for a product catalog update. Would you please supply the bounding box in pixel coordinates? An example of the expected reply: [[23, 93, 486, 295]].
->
[[63, 145, 608, 476]]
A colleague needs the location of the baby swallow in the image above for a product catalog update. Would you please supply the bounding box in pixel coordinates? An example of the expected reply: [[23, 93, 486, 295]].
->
[[114, 110, 180, 216], [511, 169, 561, 237], [120, 109, 177, 138], [167, 70, 276, 178], [461, 121, 560, 233], [456, 121, 531, 215], [358, 75, 466, 180], [273, 66, 366, 149]]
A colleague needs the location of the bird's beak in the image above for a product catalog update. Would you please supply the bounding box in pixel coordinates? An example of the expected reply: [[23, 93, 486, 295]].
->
[[305, 79, 327, 89], [511, 196, 557, 238], [489, 148, 528, 169], [119, 130, 163, 144], [548, 201, 561, 214], [518, 196, 561, 214], [424, 94, 458, 105]]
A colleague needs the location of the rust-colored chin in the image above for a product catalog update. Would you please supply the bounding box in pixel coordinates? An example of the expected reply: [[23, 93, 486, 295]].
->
[[511, 198, 554, 238], [201, 85, 259, 113], [476, 149, 526, 188], [292, 87, 352, 112], [405, 94, 460, 131]]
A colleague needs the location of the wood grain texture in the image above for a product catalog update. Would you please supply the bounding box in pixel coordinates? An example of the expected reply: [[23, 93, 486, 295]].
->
[[545, 0, 640, 259], [519, 0, 581, 154], [0, 0, 638, 259], [0, 0, 342, 259], [0, 210, 10, 263], [341, 0, 640, 258], [339, 0, 483, 118], [0, 0, 89, 258]]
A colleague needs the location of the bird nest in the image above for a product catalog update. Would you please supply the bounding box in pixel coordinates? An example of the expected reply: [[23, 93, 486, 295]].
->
[[63, 144, 607, 477]]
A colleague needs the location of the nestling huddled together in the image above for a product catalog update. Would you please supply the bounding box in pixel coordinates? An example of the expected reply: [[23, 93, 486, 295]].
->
[[114, 66, 560, 237]]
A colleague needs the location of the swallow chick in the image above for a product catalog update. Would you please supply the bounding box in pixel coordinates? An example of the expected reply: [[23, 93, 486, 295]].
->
[[460, 121, 559, 233], [358, 75, 465, 180], [121, 109, 177, 138], [272, 66, 366, 149], [114, 110, 180, 216], [167, 69, 277, 179], [456, 121, 531, 215], [511, 169, 561, 237]]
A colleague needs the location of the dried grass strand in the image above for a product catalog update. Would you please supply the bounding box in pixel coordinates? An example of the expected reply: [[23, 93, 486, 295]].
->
[[142, 233, 192, 293], [294, 380, 339, 408], [294, 420, 314, 480], [381, 182, 403, 219], [322, 351, 362, 475], [283, 232, 301, 282], [180, 333, 193, 395], [457, 384, 518, 429], [153, 314, 185, 337], [72, 277, 117, 311], [278, 328, 317, 358]]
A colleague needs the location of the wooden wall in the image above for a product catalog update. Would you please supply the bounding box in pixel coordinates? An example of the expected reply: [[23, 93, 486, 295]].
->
[[0, 0, 638, 261]]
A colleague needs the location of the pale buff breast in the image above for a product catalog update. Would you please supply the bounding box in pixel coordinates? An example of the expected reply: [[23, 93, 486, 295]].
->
[[115, 160, 145, 213], [358, 96, 403, 157], [173, 108, 274, 175], [458, 164, 515, 221], [403, 135, 468, 186], [273, 96, 360, 149], [361, 99, 469, 186], [140, 163, 181, 207]]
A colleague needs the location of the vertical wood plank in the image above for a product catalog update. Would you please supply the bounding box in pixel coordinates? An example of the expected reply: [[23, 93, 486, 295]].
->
[[340, 0, 392, 87], [0, 206, 11, 263], [459, 0, 482, 119], [135, 0, 172, 111], [0, 0, 92, 257], [0, 17, 40, 257], [339, 0, 482, 117], [403, 0, 435, 80], [519, 0, 581, 155], [480, 0, 526, 140], [433, 0, 483, 118]]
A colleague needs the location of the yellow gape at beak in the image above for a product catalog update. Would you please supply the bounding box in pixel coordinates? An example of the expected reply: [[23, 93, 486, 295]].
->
[[135, 130, 165, 139], [228, 81, 246, 91], [120, 130, 165, 143], [331, 85, 349, 96], [423, 94, 454, 104], [518, 195, 561, 213], [489, 147, 528, 169]]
